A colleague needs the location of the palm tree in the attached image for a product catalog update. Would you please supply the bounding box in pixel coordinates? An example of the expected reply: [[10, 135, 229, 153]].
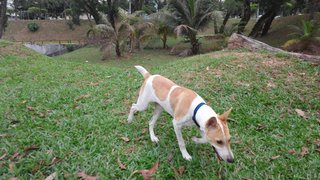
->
[[87, 10, 134, 57], [169, 0, 215, 54], [148, 12, 177, 49]]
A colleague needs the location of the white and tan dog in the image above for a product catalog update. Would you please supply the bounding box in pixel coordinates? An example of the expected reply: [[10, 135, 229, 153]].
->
[[128, 66, 234, 162]]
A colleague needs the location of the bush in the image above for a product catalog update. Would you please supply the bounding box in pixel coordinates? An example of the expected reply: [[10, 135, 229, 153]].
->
[[66, 20, 75, 30], [65, 44, 75, 52], [27, 22, 39, 32]]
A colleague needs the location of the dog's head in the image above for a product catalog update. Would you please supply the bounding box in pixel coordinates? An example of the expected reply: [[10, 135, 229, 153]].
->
[[205, 108, 234, 163]]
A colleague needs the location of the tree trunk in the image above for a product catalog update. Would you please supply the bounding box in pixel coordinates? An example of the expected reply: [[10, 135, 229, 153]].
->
[[228, 33, 320, 64], [0, 0, 7, 39], [162, 34, 167, 49], [219, 11, 230, 34], [308, 0, 320, 20], [190, 33, 199, 55], [261, 12, 276, 36], [84, 1, 101, 24], [115, 41, 121, 57], [237, 0, 250, 34]]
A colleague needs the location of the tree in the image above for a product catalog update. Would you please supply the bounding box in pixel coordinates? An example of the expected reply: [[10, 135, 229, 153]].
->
[[71, 0, 102, 24], [0, 0, 7, 39], [149, 11, 177, 48], [169, 0, 215, 55], [249, 0, 287, 38], [219, 0, 241, 34], [237, 0, 250, 34]]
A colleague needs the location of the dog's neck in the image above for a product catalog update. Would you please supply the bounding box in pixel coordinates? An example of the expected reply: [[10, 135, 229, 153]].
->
[[194, 104, 217, 131]]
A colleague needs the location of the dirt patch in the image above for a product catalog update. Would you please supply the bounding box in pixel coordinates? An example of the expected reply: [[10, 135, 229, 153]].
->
[[261, 59, 289, 68], [0, 42, 36, 57]]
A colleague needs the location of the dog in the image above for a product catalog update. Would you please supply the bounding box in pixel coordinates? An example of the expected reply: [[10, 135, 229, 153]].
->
[[128, 66, 234, 162]]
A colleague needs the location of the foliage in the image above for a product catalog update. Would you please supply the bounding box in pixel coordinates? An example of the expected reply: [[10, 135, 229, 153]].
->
[[288, 20, 320, 41], [169, 0, 215, 54], [148, 11, 177, 48], [66, 20, 75, 30], [65, 44, 75, 52], [27, 21, 39, 32]]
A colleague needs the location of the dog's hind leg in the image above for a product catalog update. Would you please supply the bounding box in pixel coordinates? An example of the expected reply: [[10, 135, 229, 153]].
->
[[173, 121, 192, 161], [127, 89, 151, 123], [149, 103, 163, 143]]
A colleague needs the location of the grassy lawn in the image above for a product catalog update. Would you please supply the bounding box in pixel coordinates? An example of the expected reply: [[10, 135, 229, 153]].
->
[[0, 41, 319, 179]]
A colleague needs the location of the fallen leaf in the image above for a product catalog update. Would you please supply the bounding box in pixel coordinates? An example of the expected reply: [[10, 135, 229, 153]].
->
[[50, 157, 62, 165], [0, 153, 7, 160], [10, 151, 20, 161], [121, 137, 130, 142], [267, 81, 276, 88], [295, 109, 306, 118], [314, 139, 320, 148], [24, 145, 39, 152], [45, 172, 57, 180], [206, 66, 210, 71], [9, 163, 14, 172], [75, 94, 91, 102], [218, 167, 223, 179], [18, 100, 27, 105], [129, 161, 159, 180], [167, 153, 173, 163], [27, 106, 35, 111], [300, 147, 309, 157], [90, 82, 100, 86], [256, 124, 267, 131], [0, 134, 11, 138], [142, 128, 148, 134], [178, 166, 185, 175], [271, 155, 280, 160], [117, 158, 126, 170], [9, 177, 18, 180], [0, 162, 5, 167], [288, 149, 295, 154], [76, 171, 99, 180]]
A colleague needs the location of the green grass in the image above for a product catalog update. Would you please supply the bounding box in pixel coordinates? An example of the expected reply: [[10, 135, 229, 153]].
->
[[0, 41, 319, 179]]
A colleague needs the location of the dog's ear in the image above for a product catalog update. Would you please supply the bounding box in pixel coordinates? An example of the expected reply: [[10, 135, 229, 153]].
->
[[206, 117, 217, 128], [219, 108, 232, 122]]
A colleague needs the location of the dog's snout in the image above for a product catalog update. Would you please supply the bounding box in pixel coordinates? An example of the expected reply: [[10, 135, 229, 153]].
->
[[227, 157, 234, 163]]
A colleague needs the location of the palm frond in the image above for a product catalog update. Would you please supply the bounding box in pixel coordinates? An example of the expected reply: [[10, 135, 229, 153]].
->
[[174, 25, 197, 37], [169, 0, 192, 25]]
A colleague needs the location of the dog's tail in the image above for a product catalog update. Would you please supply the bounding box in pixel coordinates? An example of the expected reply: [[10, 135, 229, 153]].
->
[[134, 65, 151, 79]]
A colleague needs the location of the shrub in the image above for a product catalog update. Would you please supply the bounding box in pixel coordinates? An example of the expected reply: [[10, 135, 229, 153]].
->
[[27, 22, 39, 32], [65, 44, 75, 52]]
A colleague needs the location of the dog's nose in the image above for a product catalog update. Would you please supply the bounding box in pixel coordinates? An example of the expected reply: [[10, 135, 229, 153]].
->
[[227, 158, 234, 163]]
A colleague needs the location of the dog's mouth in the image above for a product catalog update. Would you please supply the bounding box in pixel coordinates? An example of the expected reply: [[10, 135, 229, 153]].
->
[[212, 146, 223, 161]]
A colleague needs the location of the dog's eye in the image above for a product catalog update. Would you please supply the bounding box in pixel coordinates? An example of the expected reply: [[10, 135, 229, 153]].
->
[[217, 140, 223, 145]]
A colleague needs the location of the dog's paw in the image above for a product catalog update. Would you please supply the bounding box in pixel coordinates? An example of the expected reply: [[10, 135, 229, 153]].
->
[[182, 153, 192, 161], [192, 136, 206, 144], [150, 136, 159, 143]]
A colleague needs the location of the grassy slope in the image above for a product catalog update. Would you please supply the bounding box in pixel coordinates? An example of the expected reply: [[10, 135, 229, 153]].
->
[[3, 20, 91, 43], [0, 41, 319, 179]]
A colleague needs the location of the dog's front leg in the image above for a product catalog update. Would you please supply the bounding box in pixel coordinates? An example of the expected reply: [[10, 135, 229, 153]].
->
[[173, 122, 192, 161], [192, 131, 207, 144]]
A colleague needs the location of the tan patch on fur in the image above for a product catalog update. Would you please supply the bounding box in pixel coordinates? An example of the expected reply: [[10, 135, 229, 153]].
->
[[152, 76, 175, 101], [170, 87, 197, 121], [206, 119, 230, 145], [144, 73, 151, 79]]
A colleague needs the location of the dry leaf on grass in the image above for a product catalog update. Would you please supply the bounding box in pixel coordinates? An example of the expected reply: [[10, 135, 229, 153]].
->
[[178, 166, 185, 175], [76, 171, 99, 180], [129, 161, 160, 180], [45, 172, 57, 180], [0, 153, 7, 160], [50, 157, 62, 165], [9, 177, 18, 180], [167, 153, 173, 163], [288, 149, 296, 154], [121, 137, 130, 142], [75, 94, 91, 102], [271, 155, 280, 160], [314, 139, 320, 148], [10, 151, 20, 161], [9, 163, 14, 172], [90, 82, 100, 86], [295, 109, 306, 118], [27, 106, 35, 111], [0, 134, 11, 138], [300, 147, 309, 157], [24, 145, 39, 152], [117, 158, 126, 170]]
